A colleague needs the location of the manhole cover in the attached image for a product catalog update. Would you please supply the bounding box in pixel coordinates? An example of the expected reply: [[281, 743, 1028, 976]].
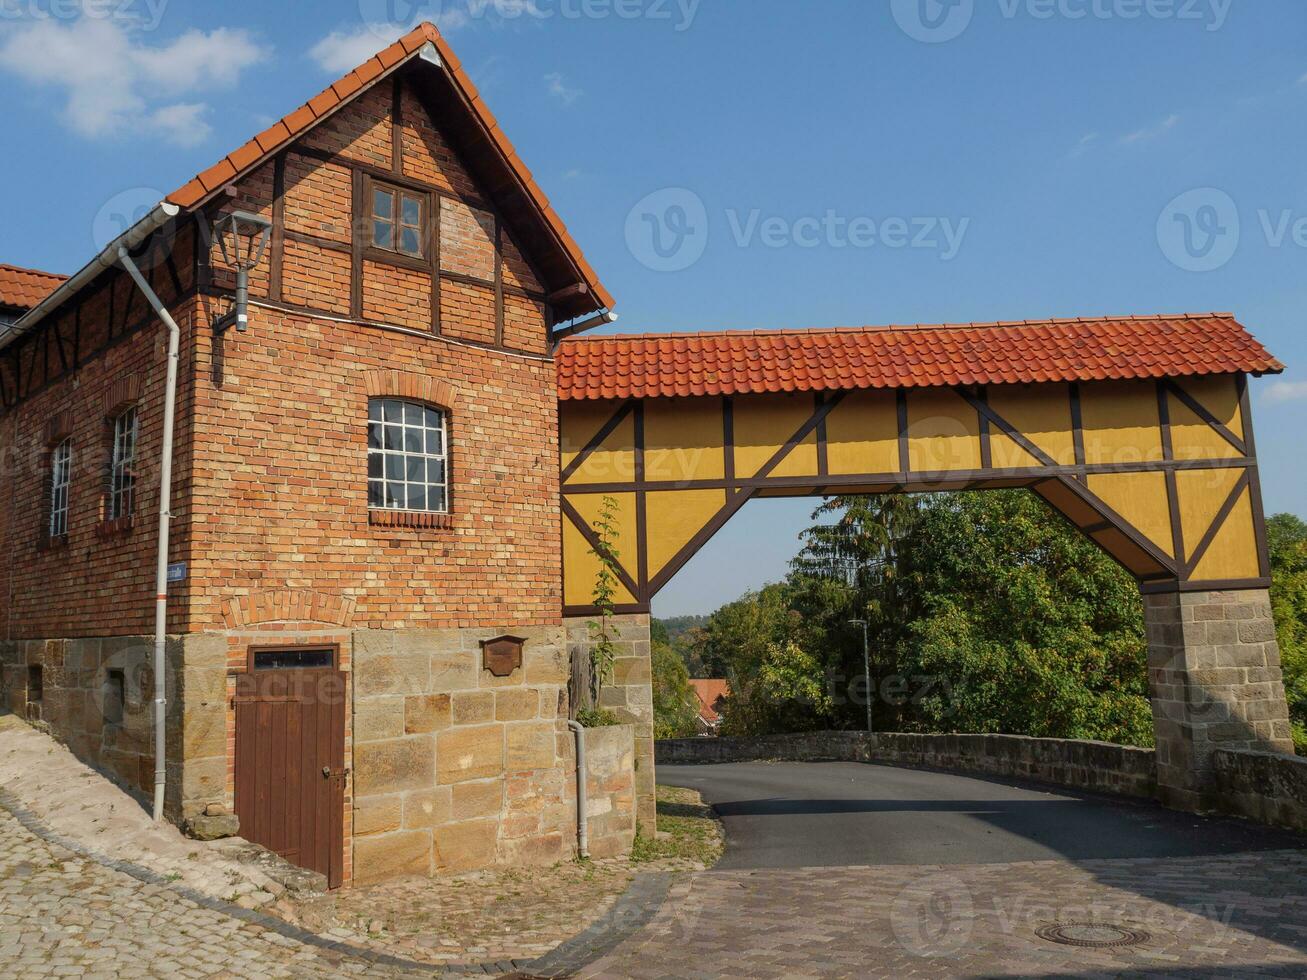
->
[[1036, 922, 1151, 949]]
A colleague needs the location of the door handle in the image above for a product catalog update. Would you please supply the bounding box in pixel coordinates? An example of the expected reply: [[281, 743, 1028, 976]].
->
[[322, 766, 350, 780]]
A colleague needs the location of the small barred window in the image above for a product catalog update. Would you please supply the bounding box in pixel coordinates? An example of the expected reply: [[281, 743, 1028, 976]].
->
[[48, 438, 71, 539], [109, 408, 137, 520]]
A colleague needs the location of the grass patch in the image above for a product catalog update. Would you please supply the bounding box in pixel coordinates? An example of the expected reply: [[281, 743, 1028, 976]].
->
[[630, 783, 723, 869]]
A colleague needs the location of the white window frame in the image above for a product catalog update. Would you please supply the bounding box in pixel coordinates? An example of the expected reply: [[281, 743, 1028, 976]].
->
[[108, 408, 137, 521], [48, 438, 71, 539], [368, 398, 449, 514]]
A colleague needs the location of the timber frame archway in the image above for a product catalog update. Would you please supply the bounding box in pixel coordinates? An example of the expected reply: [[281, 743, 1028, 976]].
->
[[556, 314, 1295, 811]]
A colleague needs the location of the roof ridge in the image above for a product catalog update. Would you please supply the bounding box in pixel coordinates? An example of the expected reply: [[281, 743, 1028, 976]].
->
[[0, 263, 68, 281], [560, 313, 1239, 343], [163, 20, 611, 315]]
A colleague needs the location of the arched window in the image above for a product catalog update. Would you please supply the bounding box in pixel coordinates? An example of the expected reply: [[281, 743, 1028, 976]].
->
[[367, 398, 448, 513]]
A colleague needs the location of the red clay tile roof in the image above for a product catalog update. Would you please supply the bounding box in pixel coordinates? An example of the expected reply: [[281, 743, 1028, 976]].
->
[[0, 263, 68, 312], [556, 314, 1284, 401], [689, 679, 730, 726], [165, 21, 612, 314]]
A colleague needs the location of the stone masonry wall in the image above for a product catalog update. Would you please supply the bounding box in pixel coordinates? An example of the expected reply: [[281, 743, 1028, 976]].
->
[[0, 634, 226, 822], [350, 625, 578, 885], [657, 731, 1159, 801], [581, 724, 637, 859], [1211, 747, 1307, 833], [1143, 588, 1294, 809], [565, 614, 655, 831]]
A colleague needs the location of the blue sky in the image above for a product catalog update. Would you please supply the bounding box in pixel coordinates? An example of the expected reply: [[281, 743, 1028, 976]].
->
[[2, 0, 1304, 616]]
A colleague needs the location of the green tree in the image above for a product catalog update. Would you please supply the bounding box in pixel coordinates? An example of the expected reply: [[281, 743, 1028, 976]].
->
[[1268, 513, 1307, 751], [651, 637, 700, 739], [693, 585, 836, 736], [884, 491, 1152, 744], [698, 490, 1153, 745]]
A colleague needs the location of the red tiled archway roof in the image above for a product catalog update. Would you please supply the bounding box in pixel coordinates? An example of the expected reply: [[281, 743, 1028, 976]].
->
[[555, 314, 1284, 401], [0, 263, 67, 312]]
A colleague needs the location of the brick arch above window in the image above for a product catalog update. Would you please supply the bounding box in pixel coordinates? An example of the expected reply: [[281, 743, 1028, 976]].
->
[[220, 589, 358, 630], [43, 410, 76, 446], [362, 370, 456, 411], [103, 374, 143, 417]]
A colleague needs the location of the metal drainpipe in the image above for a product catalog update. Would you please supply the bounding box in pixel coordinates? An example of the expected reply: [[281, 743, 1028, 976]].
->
[[568, 720, 589, 858], [118, 247, 180, 824]]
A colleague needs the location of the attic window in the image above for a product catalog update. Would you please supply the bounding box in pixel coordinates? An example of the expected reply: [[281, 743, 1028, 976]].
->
[[371, 182, 425, 259]]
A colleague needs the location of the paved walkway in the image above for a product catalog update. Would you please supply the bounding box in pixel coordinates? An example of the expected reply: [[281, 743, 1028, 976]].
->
[[579, 851, 1307, 978], [578, 762, 1307, 978]]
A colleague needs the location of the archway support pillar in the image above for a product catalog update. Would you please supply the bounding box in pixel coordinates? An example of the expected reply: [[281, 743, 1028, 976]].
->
[[1144, 587, 1294, 810]]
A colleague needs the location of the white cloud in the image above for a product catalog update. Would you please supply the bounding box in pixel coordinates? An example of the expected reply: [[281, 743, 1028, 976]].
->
[[1298, 71, 1307, 85], [308, 24, 409, 74], [1119, 113, 1180, 144], [145, 103, 212, 147], [308, 7, 482, 75], [1264, 380, 1307, 404], [1068, 132, 1099, 159], [545, 71, 582, 106], [0, 18, 267, 145]]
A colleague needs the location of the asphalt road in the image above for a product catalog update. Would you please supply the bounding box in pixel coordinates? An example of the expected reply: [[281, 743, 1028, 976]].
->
[[659, 760, 1307, 870]]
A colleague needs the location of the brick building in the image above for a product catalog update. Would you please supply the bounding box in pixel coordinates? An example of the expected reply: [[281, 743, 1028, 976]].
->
[[0, 23, 638, 888]]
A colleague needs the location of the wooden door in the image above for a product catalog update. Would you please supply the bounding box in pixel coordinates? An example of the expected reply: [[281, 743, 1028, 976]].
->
[[234, 651, 346, 888]]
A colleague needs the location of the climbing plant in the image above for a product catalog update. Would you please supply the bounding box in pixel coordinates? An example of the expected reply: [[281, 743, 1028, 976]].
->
[[579, 494, 623, 728]]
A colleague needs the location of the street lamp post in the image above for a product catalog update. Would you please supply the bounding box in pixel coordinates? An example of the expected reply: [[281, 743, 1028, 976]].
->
[[849, 619, 872, 733]]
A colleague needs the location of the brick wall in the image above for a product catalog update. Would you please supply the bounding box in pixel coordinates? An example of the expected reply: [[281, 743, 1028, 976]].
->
[[0, 67, 593, 888], [0, 233, 199, 640]]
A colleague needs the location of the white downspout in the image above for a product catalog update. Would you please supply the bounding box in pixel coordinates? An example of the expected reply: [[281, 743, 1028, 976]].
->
[[118, 247, 180, 823], [568, 720, 589, 858]]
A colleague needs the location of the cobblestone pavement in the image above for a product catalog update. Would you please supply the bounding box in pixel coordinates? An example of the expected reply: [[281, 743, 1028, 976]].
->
[[0, 715, 296, 910], [0, 807, 432, 979], [578, 851, 1307, 978], [284, 858, 636, 966]]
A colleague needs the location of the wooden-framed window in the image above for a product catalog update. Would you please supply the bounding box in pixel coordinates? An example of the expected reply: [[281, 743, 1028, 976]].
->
[[48, 438, 72, 539], [246, 645, 340, 672], [108, 407, 137, 520], [369, 180, 425, 259], [367, 398, 448, 514]]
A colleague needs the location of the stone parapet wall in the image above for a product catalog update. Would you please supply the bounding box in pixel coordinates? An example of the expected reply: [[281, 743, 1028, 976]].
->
[[565, 614, 655, 830], [657, 731, 1158, 800], [1211, 748, 1307, 833], [580, 724, 637, 859]]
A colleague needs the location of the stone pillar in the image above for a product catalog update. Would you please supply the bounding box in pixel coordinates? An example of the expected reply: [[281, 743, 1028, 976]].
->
[[1144, 588, 1295, 810], [565, 613, 656, 832]]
